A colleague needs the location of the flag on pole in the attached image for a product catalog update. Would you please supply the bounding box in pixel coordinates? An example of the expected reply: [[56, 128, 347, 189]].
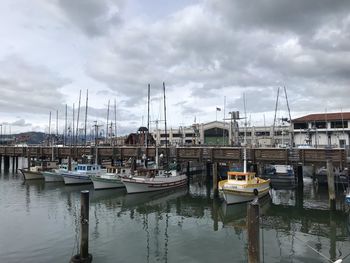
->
[[216, 107, 221, 111]]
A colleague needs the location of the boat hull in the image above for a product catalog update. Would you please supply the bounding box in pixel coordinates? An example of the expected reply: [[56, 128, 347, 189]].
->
[[122, 175, 188, 194], [91, 175, 124, 190], [62, 173, 92, 185], [20, 169, 44, 180], [222, 187, 270, 204], [43, 171, 64, 182]]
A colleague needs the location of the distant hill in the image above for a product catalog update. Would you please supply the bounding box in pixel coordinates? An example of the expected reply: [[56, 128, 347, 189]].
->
[[16, 132, 47, 145]]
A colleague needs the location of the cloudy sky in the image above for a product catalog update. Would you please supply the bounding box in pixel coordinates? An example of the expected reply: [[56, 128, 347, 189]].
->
[[1, 0, 350, 135]]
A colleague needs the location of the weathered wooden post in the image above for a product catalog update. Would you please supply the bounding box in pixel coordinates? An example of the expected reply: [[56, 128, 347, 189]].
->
[[15, 156, 18, 172], [186, 161, 190, 186], [297, 165, 303, 187], [0, 155, 2, 172], [4, 156, 10, 171], [247, 199, 260, 263], [70, 190, 92, 263], [27, 151, 31, 170], [212, 162, 218, 198], [12, 156, 15, 173], [327, 160, 336, 211]]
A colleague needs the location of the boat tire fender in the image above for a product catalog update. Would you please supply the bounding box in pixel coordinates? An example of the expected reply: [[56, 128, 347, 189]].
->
[[253, 188, 258, 196]]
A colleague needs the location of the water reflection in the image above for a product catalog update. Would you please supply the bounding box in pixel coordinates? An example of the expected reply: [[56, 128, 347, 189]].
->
[[1, 167, 350, 263]]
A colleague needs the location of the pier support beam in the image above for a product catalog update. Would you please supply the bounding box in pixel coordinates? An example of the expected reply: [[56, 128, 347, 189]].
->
[[0, 155, 2, 172], [327, 160, 336, 211], [212, 162, 218, 198], [247, 199, 260, 263], [297, 165, 303, 188], [15, 157, 18, 172], [4, 156, 10, 171], [70, 190, 92, 263], [12, 157, 15, 173]]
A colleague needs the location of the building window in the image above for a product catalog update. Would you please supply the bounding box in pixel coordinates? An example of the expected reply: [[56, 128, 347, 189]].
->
[[172, 134, 182, 138], [313, 121, 327, 129], [331, 121, 348, 129], [294, 122, 307, 129], [255, 131, 270, 136]]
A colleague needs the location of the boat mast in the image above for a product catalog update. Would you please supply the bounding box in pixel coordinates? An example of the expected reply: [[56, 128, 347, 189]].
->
[[243, 93, 247, 173], [283, 86, 293, 147], [106, 99, 110, 144], [114, 98, 117, 145], [64, 104, 67, 146], [272, 87, 280, 147], [72, 103, 75, 147], [84, 89, 88, 146], [76, 90, 82, 145], [48, 111, 51, 146], [163, 82, 169, 168]]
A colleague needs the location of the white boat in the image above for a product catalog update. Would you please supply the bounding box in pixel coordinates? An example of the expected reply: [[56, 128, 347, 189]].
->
[[91, 166, 131, 190], [121, 168, 188, 194], [62, 164, 103, 185], [43, 163, 78, 182], [219, 171, 270, 204], [20, 161, 58, 180]]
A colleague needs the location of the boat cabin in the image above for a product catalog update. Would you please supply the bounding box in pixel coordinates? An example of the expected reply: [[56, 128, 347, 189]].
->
[[227, 172, 257, 184], [76, 164, 101, 173]]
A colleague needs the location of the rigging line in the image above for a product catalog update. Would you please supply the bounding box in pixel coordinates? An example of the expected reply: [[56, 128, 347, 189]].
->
[[293, 235, 337, 263]]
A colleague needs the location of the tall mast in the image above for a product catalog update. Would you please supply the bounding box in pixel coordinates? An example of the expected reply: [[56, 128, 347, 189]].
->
[[48, 111, 51, 146], [283, 86, 293, 147], [106, 99, 110, 143], [76, 90, 82, 145], [114, 98, 117, 145], [163, 82, 169, 167], [272, 87, 280, 146], [64, 104, 67, 146], [56, 109, 58, 138], [84, 89, 88, 146], [147, 84, 150, 148], [243, 93, 247, 173], [72, 103, 75, 147]]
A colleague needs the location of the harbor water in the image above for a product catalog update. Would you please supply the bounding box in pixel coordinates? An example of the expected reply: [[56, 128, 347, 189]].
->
[[1, 159, 350, 263]]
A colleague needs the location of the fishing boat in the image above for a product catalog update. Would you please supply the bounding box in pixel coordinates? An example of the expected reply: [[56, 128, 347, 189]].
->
[[219, 170, 270, 204], [121, 83, 187, 194], [261, 164, 296, 186], [121, 168, 187, 194], [19, 161, 58, 180], [62, 163, 103, 185], [91, 166, 131, 190], [43, 162, 78, 182], [218, 92, 270, 204]]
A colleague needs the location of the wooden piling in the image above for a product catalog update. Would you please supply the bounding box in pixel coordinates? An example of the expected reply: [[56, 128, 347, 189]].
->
[[27, 151, 31, 170], [247, 199, 260, 263], [212, 162, 218, 198], [326, 160, 336, 211], [15, 157, 18, 172], [297, 165, 303, 187], [70, 190, 92, 263], [12, 157, 15, 173], [0, 155, 2, 171], [186, 161, 190, 186], [4, 156, 10, 171]]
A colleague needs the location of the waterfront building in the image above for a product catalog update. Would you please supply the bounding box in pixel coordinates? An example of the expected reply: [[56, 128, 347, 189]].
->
[[292, 112, 350, 148], [152, 121, 291, 147]]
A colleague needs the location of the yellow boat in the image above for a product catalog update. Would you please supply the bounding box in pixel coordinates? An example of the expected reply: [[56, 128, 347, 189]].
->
[[218, 171, 270, 204]]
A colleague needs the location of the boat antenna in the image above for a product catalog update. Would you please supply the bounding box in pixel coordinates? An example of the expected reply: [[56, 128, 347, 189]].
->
[[163, 82, 169, 168], [72, 103, 75, 147], [84, 89, 88, 146]]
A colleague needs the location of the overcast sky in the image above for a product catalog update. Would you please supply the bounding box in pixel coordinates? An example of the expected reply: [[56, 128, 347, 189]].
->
[[1, 0, 350, 135]]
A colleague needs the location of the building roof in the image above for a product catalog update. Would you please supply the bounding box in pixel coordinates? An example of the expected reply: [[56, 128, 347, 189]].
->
[[292, 112, 350, 122]]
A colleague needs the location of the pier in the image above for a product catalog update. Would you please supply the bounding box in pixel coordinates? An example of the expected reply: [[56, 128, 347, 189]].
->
[[0, 146, 347, 167]]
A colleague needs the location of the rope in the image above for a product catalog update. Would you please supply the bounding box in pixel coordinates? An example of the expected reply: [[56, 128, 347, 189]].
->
[[293, 235, 342, 263]]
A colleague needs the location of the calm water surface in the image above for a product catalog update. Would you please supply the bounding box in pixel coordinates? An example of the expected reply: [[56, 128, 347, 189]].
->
[[1, 159, 350, 263]]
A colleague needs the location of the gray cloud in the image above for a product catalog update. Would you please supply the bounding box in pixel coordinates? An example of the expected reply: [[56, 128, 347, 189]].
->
[[0, 56, 70, 114], [58, 0, 124, 37]]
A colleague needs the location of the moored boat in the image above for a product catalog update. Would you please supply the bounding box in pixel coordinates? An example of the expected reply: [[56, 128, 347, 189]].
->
[[91, 166, 131, 190], [121, 168, 187, 194], [20, 161, 58, 180], [218, 171, 270, 204], [43, 163, 78, 182], [62, 164, 103, 185]]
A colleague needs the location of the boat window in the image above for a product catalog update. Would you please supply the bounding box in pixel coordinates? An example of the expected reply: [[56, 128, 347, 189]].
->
[[236, 175, 245, 181], [87, 166, 91, 171]]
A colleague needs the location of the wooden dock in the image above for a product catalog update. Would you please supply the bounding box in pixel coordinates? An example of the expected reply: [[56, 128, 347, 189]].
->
[[0, 145, 347, 167]]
